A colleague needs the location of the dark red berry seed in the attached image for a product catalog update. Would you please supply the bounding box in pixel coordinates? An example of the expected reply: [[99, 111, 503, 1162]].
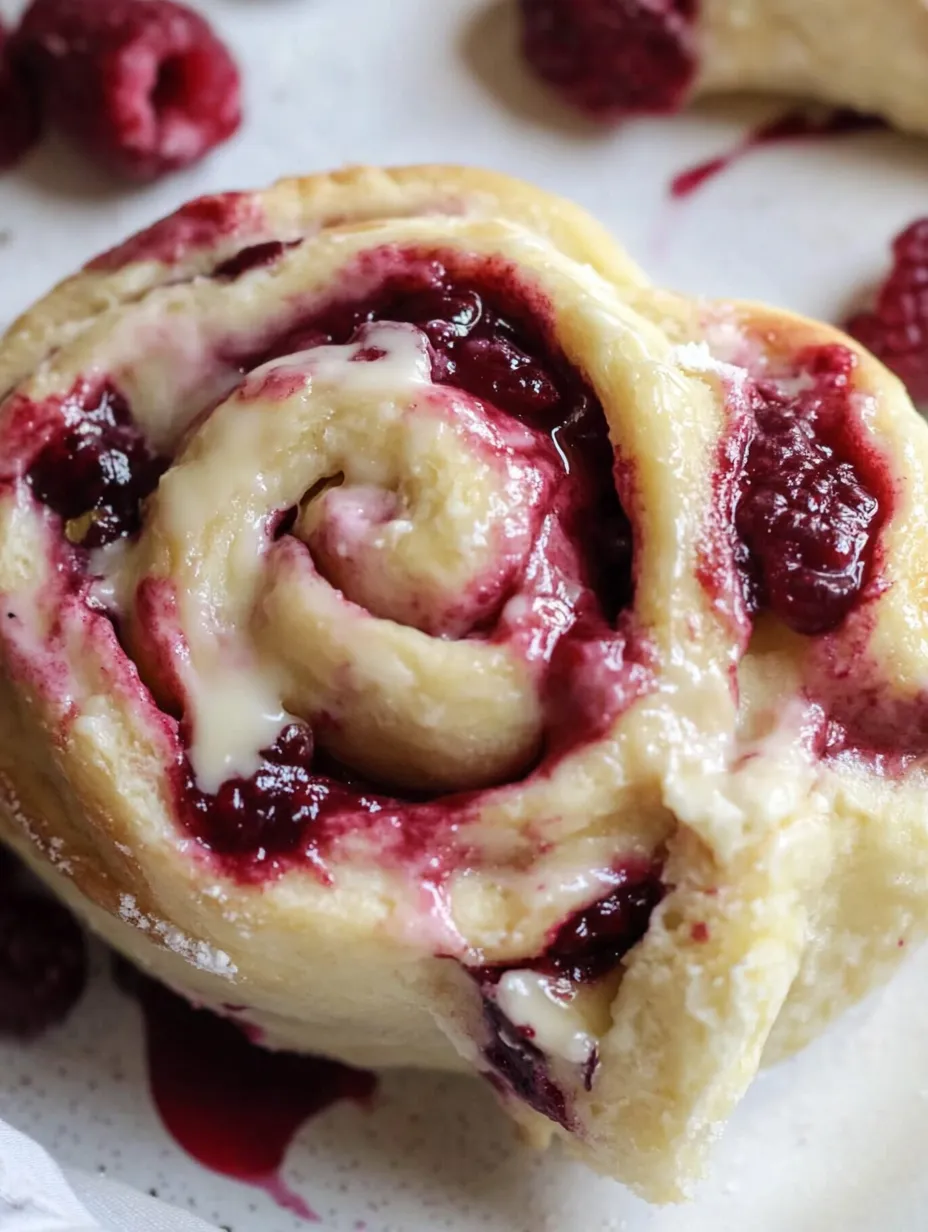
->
[[519, 0, 698, 120], [13, 0, 241, 181], [0, 892, 87, 1038]]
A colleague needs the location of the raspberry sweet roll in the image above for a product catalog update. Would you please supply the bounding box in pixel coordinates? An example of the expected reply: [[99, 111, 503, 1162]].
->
[[1, 166, 928, 1202], [520, 0, 928, 133]]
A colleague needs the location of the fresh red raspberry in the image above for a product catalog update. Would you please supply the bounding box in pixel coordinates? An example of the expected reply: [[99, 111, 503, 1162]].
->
[[0, 892, 88, 1038], [846, 220, 928, 407], [519, 0, 699, 120], [0, 20, 42, 170], [0, 845, 19, 885], [12, 0, 241, 181]]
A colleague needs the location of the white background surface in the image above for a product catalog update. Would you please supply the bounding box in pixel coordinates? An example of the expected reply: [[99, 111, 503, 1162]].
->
[[2, 0, 928, 1229]]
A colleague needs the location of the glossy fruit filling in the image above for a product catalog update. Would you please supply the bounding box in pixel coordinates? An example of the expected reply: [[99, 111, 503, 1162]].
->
[[735, 346, 888, 636], [483, 999, 573, 1128], [213, 238, 300, 281], [475, 862, 661, 1123], [476, 861, 662, 987], [26, 381, 166, 549]]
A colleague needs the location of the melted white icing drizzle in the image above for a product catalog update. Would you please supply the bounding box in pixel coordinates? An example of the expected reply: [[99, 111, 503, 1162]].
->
[[496, 969, 596, 1065], [151, 323, 437, 791]]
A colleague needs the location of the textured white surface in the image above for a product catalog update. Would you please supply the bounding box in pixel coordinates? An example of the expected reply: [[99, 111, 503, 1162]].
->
[[1, 0, 928, 1229], [0, 1117, 215, 1231]]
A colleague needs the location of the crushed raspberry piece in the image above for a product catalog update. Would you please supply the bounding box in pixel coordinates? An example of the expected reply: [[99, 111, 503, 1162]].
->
[[13, 0, 241, 181], [736, 347, 884, 637], [846, 219, 928, 407], [179, 723, 322, 858], [0, 892, 87, 1038], [542, 865, 663, 981], [0, 20, 42, 170], [27, 381, 166, 548], [519, 0, 698, 120]]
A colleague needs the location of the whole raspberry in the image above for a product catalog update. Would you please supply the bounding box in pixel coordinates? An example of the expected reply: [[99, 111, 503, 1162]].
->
[[519, 0, 698, 120], [0, 20, 42, 170], [846, 220, 928, 407], [0, 845, 19, 885], [0, 891, 88, 1038], [13, 0, 241, 181]]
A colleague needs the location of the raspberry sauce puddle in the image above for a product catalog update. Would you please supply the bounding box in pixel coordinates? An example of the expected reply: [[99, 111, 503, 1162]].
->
[[118, 965, 376, 1221], [669, 108, 884, 200]]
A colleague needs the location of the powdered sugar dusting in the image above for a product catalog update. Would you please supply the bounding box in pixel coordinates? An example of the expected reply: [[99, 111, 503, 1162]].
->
[[673, 340, 750, 388], [0, 771, 74, 875], [118, 893, 237, 979]]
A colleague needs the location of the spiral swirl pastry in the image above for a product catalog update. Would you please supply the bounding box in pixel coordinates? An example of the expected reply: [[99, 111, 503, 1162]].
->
[[2, 166, 928, 1201]]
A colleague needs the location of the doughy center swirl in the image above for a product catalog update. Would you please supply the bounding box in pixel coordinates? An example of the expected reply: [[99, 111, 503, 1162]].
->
[[128, 322, 583, 794]]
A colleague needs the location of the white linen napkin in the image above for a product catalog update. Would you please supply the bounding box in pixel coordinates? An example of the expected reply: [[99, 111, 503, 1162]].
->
[[0, 1120, 218, 1232]]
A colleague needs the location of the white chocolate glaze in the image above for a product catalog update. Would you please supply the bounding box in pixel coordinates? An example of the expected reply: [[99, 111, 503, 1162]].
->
[[496, 969, 597, 1065]]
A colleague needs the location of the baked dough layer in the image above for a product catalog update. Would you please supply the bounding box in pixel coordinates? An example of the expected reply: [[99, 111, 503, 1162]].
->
[[699, 0, 928, 136]]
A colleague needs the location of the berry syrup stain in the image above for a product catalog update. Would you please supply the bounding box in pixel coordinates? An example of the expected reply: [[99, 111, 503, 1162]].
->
[[118, 965, 376, 1221], [669, 108, 884, 200]]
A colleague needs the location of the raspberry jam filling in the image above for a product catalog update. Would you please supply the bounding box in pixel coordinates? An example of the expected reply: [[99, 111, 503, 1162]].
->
[[213, 238, 300, 281], [483, 999, 573, 1129], [475, 861, 662, 987], [519, 0, 699, 120], [733, 346, 889, 636], [474, 862, 661, 1124], [25, 381, 166, 549], [243, 257, 635, 622], [88, 192, 263, 272]]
